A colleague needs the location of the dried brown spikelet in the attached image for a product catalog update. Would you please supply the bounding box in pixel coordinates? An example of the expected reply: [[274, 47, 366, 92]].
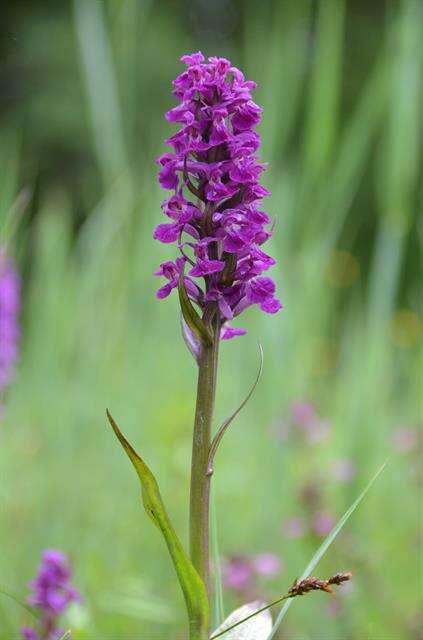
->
[[288, 572, 352, 597]]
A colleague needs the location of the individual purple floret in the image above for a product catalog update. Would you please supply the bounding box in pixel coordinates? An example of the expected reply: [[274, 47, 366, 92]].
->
[[0, 248, 20, 399], [21, 550, 80, 640], [154, 52, 281, 339]]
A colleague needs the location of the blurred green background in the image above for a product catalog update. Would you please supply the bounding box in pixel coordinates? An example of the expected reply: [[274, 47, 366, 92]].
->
[[1, 0, 422, 638]]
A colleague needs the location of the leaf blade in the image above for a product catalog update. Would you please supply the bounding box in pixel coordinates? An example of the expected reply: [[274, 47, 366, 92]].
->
[[106, 410, 209, 637]]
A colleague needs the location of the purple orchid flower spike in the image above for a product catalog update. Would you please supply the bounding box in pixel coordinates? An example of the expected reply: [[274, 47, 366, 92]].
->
[[154, 52, 281, 346], [152, 52, 282, 625], [21, 550, 80, 640]]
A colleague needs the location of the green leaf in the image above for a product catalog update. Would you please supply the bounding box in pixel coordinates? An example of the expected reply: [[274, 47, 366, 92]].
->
[[267, 461, 387, 638], [57, 631, 71, 640], [106, 410, 209, 638], [178, 276, 213, 348]]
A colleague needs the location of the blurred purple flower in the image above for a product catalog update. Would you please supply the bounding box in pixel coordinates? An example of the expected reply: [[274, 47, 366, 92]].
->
[[303, 419, 331, 443], [282, 516, 306, 539], [253, 553, 282, 577], [331, 458, 357, 483], [20, 630, 39, 640], [0, 249, 20, 397], [222, 556, 254, 592], [222, 551, 282, 594], [290, 401, 331, 443], [312, 511, 335, 537], [21, 550, 80, 640], [291, 402, 316, 425], [154, 53, 281, 339]]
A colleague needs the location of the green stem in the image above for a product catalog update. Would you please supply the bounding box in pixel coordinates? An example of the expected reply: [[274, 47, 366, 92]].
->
[[189, 317, 220, 622]]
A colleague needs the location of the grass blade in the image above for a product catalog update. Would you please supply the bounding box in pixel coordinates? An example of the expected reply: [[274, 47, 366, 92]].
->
[[267, 461, 387, 638]]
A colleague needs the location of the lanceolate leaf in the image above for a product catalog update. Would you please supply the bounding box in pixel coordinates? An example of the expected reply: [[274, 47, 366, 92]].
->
[[178, 275, 213, 348], [106, 411, 209, 638]]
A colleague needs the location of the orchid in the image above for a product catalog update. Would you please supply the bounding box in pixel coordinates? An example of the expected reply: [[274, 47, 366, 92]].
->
[[104, 53, 354, 640], [153, 52, 281, 341]]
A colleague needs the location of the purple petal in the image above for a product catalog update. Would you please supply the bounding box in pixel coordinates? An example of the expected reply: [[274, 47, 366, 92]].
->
[[153, 223, 180, 244], [260, 297, 282, 314], [189, 259, 225, 277], [221, 324, 247, 340]]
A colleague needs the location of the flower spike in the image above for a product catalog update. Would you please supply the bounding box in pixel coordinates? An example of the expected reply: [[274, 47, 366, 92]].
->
[[154, 53, 282, 339]]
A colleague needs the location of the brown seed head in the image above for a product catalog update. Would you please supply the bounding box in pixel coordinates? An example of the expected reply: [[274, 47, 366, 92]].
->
[[328, 572, 353, 586], [288, 572, 352, 598]]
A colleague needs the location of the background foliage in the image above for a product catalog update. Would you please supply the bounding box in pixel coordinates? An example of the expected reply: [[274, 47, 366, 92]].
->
[[1, 1, 421, 638]]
